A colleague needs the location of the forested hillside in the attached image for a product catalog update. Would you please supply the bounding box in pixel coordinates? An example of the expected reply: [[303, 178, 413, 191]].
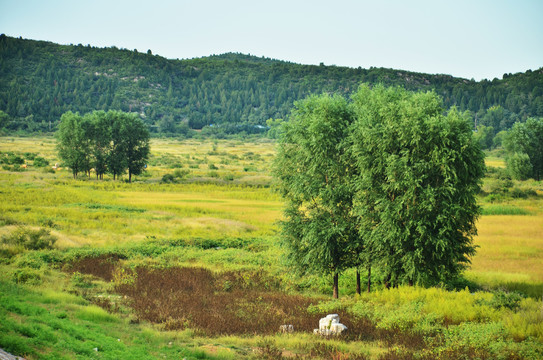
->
[[1, 34, 542, 136]]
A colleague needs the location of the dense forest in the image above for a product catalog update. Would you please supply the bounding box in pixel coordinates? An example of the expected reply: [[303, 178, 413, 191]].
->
[[0, 34, 542, 136]]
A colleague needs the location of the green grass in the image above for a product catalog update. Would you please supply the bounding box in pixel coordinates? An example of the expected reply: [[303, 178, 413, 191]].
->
[[481, 205, 532, 215], [1, 137, 542, 359], [0, 277, 220, 360]]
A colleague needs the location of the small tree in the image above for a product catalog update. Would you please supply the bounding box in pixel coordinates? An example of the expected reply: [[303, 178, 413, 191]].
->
[[57, 111, 89, 178], [122, 113, 150, 182], [273, 94, 357, 298], [107, 111, 128, 180], [350, 85, 485, 286], [503, 118, 543, 180], [506, 153, 533, 181], [0, 110, 9, 129], [474, 125, 494, 150], [86, 111, 111, 180]]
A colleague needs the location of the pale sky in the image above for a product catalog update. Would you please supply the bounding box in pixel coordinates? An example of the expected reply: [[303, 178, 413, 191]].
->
[[1, 0, 542, 80]]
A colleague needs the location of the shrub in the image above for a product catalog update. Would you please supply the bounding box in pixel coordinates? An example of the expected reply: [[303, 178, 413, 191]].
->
[[7, 154, 25, 165], [487, 290, 525, 310], [33, 156, 49, 167], [173, 169, 190, 179], [11, 268, 42, 285], [71, 271, 94, 288], [208, 163, 219, 170], [1, 227, 57, 250], [507, 153, 533, 180], [24, 152, 37, 160], [161, 173, 176, 183]]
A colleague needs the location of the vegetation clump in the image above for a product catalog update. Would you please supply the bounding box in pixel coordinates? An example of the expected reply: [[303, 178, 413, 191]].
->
[[1, 226, 57, 251]]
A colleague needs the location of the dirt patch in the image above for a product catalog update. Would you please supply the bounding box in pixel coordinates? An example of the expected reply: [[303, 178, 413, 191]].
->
[[114, 266, 324, 335], [68, 254, 124, 281], [69, 261, 427, 347]]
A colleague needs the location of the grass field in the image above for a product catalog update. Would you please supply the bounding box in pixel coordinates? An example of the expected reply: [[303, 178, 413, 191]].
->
[[1, 136, 542, 359]]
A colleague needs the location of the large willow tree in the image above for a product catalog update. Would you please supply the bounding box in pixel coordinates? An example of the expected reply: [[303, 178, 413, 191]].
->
[[350, 85, 485, 286], [273, 94, 358, 298]]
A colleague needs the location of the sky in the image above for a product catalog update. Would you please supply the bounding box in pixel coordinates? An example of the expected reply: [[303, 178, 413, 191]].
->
[[1, 0, 542, 81]]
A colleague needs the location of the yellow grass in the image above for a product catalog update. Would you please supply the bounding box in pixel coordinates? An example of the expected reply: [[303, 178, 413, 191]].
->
[[466, 214, 543, 296], [485, 156, 506, 168], [1, 136, 542, 293]]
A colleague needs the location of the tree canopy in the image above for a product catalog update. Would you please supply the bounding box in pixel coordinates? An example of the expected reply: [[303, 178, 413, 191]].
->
[[504, 117, 543, 180], [350, 85, 485, 286], [1, 35, 542, 136], [56, 110, 150, 182], [273, 94, 357, 298], [274, 85, 486, 297]]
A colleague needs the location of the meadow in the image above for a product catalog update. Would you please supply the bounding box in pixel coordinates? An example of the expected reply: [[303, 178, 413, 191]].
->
[[0, 136, 542, 359]]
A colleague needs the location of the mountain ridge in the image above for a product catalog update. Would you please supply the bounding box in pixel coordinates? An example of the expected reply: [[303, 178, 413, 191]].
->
[[1, 35, 542, 135]]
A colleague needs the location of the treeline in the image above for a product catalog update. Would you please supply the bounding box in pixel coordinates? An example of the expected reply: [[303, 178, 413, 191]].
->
[[57, 110, 150, 182], [1, 34, 542, 136]]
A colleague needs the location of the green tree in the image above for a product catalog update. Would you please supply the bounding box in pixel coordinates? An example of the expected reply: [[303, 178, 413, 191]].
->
[[506, 152, 533, 181], [122, 112, 150, 182], [56, 111, 89, 178], [0, 110, 9, 129], [273, 94, 357, 298], [503, 118, 543, 180], [86, 111, 110, 179], [158, 114, 177, 134], [474, 125, 494, 150], [107, 111, 128, 180], [492, 130, 508, 148], [350, 85, 485, 286], [265, 118, 284, 139]]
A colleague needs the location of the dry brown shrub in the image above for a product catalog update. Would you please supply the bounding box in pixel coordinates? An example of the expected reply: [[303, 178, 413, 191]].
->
[[69, 260, 430, 349], [113, 266, 325, 335], [69, 254, 124, 281]]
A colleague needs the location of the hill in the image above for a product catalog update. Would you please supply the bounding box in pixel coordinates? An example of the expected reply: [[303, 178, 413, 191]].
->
[[0, 34, 542, 136]]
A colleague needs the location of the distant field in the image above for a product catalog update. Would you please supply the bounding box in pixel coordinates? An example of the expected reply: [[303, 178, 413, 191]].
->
[[467, 214, 543, 296], [1, 136, 542, 359], [485, 155, 506, 168], [1, 136, 542, 290]]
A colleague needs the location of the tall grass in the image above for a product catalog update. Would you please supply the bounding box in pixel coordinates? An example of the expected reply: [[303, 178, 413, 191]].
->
[[482, 205, 532, 215]]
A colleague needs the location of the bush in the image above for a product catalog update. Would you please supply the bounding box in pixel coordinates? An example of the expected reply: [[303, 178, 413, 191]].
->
[[7, 154, 25, 165], [487, 290, 524, 310], [24, 152, 37, 161], [1, 227, 57, 250], [208, 163, 219, 170], [33, 156, 49, 167], [161, 173, 176, 184], [507, 153, 533, 180], [11, 268, 42, 285], [173, 169, 190, 179]]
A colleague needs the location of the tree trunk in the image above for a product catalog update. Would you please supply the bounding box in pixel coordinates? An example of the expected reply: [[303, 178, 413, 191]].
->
[[356, 269, 361, 295], [129, 171, 132, 183], [333, 272, 339, 299], [367, 264, 371, 293], [409, 278, 414, 286], [384, 274, 391, 289]]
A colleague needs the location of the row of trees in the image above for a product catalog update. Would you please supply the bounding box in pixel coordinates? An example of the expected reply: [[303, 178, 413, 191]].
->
[[57, 110, 150, 182], [274, 85, 486, 298]]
